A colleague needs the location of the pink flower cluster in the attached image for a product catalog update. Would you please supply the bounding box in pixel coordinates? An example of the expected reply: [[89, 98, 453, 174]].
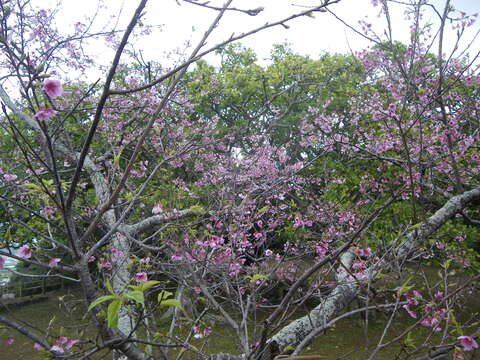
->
[[35, 105, 56, 121], [18, 245, 32, 259], [50, 336, 78, 353], [458, 336, 478, 352], [293, 217, 313, 228], [35, 79, 63, 121], [192, 325, 212, 339]]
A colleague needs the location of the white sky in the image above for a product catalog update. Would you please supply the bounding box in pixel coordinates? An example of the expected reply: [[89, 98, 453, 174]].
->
[[39, 0, 480, 66]]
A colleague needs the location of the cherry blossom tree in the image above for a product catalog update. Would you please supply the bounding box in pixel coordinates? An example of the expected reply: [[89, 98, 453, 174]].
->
[[0, 0, 478, 359]]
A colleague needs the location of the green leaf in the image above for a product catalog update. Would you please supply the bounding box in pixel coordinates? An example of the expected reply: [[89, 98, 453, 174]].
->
[[245, 274, 268, 281], [87, 295, 116, 312], [159, 299, 183, 310], [398, 277, 413, 296], [125, 290, 145, 307], [106, 280, 115, 295], [113, 145, 124, 168], [442, 259, 452, 269], [157, 290, 173, 303], [258, 206, 270, 214], [107, 299, 122, 328], [188, 205, 205, 215], [128, 284, 142, 291], [409, 222, 423, 231], [140, 280, 160, 292], [404, 332, 415, 350]]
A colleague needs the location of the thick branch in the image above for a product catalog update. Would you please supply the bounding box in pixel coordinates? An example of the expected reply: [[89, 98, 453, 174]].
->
[[269, 187, 480, 351], [124, 209, 200, 235]]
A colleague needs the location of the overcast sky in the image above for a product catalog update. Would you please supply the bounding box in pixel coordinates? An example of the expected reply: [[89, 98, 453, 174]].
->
[[39, 0, 480, 66]]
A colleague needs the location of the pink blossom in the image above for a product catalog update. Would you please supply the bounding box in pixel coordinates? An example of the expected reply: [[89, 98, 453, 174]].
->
[[265, 249, 273, 257], [49, 336, 77, 353], [3, 173, 17, 182], [405, 293, 418, 306], [65, 338, 78, 350], [402, 304, 417, 318], [453, 352, 464, 359], [48, 258, 61, 267], [88, 256, 96, 262], [434, 291, 444, 301], [171, 251, 183, 261], [152, 203, 163, 214], [42, 79, 63, 98], [51, 344, 64, 353], [35, 106, 57, 121], [100, 261, 112, 269], [360, 247, 372, 257], [420, 317, 434, 327], [229, 262, 242, 276], [33, 343, 44, 350], [0, 256, 5, 269], [56, 336, 68, 345], [193, 326, 212, 339], [458, 336, 478, 352], [111, 248, 124, 262], [413, 290, 423, 299], [40, 206, 56, 217], [6, 337, 14, 345], [136, 272, 148, 283], [18, 245, 32, 259]]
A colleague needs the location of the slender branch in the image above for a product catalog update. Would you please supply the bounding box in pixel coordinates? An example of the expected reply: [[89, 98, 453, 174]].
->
[[65, 0, 149, 211], [110, 1, 342, 95]]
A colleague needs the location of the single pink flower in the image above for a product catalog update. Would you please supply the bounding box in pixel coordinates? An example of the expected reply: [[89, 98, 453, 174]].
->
[[0, 256, 5, 269], [18, 245, 32, 259], [6, 337, 14, 345], [42, 79, 63, 98], [48, 258, 61, 267], [88, 256, 96, 263], [434, 291, 444, 301], [35, 105, 57, 121], [33, 343, 44, 350], [458, 336, 478, 351], [135, 272, 147, 283]]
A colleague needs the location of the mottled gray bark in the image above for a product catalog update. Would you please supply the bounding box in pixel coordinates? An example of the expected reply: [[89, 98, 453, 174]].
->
[[270, 252, 358, 348]]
